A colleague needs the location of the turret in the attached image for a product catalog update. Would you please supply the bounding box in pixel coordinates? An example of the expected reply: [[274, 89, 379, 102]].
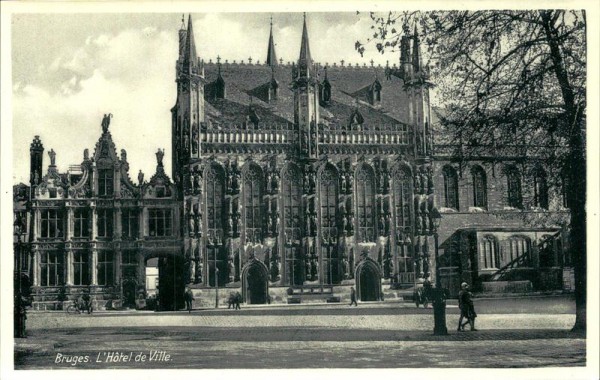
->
[[30, 135, 44, 187], [172, 14, 205, 180], [293, 14, 320, 159]]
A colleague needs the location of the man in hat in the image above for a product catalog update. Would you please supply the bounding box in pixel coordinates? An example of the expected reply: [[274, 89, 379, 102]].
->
[[457, 282, 477, 331]]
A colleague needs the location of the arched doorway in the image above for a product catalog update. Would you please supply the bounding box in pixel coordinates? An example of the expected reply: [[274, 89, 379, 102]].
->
[[145, 254, 185, 311], [242, 260, 269, 304], [356, 260, 382, 301]]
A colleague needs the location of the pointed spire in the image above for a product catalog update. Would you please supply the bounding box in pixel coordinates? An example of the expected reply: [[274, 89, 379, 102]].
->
[[298, 13, 312, 69], [412, 23, 421, 72], [266, 16, 278, 67], [183, 14, 198, 72]]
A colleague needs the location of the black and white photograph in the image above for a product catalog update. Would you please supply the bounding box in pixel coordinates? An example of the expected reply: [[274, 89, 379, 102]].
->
[[1, 1, 598, 378]]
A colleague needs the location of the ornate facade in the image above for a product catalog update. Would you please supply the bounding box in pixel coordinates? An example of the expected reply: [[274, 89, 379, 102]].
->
[[14, 15, 571, 310]]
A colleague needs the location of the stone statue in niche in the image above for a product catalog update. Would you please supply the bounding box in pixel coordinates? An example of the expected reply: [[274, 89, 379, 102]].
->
[[342, 258, 350, 279], [274, 213, 280, 235], [188, 173, 194, 194], [414, 170, 422, 194], [266, 172, 273, 193], [340, 204, 347, 235], [420, 167, 427, 195], [272, 171, 280, 193], [231, 161, 241, 193], [138, 170, 144, 186], [193, 171, 201, 195], [227, 214, 234, 237], [347, 213, 354, 235], [346, 170, 354, 194], [427, 166, 434, 194], [304, 170, 310, 193], [192, 123, 199, 154], [189, 214, 195, 237], [340, 171, 347, 193], [120, 149, 127, 162], [267, 213, 273, 236]]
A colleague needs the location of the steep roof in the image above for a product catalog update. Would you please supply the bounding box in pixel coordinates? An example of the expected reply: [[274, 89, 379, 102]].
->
[[202, 63, 413, 128]]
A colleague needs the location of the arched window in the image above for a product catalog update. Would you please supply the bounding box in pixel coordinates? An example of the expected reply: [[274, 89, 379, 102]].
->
[[320, 164, 340, 284], [507, 236, 531, 266], [480, 235, 499, 269], [355, 164, 376, 242], [442, 166, 459, 210], [393, 167, 413, 276], [471, 165, 487, 208], [282, 164, 303, 285], [506, 165, 523, 209], [532, 168, 549, 209], [205, 163, 227, 286], [243, 164, 263, 244]]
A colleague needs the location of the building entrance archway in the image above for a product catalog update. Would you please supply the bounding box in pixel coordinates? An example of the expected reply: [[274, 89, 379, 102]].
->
[[145, 254, 185, 311], [241, 260, 269, 304], [356, 260, 382, 301]]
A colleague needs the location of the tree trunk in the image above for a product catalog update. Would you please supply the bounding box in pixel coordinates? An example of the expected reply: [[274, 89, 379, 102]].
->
[[540, 10, 586, 333]]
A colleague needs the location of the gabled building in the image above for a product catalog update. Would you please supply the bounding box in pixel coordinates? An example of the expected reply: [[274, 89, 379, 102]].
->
[[15, 15, 571, 310]]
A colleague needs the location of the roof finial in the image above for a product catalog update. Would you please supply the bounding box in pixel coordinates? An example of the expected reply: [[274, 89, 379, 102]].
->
[[181, 14, 185, 30], [270, 15, 273, 27]]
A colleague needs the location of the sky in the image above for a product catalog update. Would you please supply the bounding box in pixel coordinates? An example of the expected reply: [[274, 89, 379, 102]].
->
[[11, 12, 403, 184]]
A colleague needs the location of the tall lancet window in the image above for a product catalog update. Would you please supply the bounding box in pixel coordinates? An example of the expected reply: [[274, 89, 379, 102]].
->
[[355, 164, 376, 242], [393, 167, 413, 276], [506, 165, 523, 209], [243, 164, 263, 244], [320, 164, 340, 284], [472, 165, 487, 208], [205, 163, 225, 244], [205, 163, 227, 286], [282, 164, 303, 285], [442, 165, 459, 210]]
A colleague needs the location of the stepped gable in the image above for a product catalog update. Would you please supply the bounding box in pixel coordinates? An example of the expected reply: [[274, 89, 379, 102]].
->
[[202, 63, 413, 128]]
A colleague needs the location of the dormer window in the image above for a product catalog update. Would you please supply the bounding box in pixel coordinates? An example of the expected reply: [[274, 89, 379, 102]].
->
[[369, 79, 382, 105], [268, 76, 279, 101], [320, 80, 331, 105], [215, 75, 226, 99], [248, 105, 260, 129], [348, 108, 364, 130]]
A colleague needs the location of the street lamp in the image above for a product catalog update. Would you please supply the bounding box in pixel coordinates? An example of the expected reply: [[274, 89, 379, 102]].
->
[[430, 208, 448, 336], [14, 215, 27, 338], [215, 266, 219, 308]]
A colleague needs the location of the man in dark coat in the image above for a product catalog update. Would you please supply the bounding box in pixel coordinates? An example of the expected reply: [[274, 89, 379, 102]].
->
[[234, 292, 242, 310], [184, 287, 194, 313], [458, 282, 477, 331], [349, 287, 358, 306]]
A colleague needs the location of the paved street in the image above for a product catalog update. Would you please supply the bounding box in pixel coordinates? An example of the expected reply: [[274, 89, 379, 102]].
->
[[14, 295, 585, 369]]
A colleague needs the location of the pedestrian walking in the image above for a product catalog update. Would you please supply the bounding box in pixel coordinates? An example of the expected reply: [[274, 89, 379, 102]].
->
[[349, 286, 358, 306], [185, 287, 194, 313], [457, 282, 478, 331], [234, 291, 242, 310]]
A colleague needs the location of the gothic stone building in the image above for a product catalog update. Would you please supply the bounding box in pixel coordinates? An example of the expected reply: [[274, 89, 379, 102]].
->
[[14, 15, 571, 310]]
